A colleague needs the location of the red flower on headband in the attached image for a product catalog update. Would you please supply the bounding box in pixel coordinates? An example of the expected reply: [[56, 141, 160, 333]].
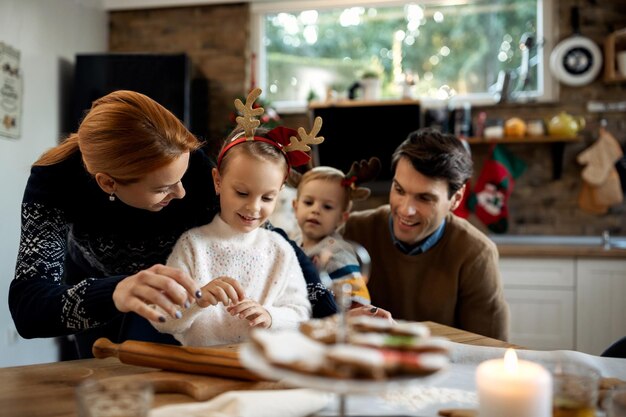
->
[[341, 176, 358, 187], [266, 126, 311, 167]]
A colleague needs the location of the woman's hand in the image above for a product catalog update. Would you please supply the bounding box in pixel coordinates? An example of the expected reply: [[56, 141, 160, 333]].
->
[[227, 299, 272, 328], [113, 264, 201, 323], [197, 276, 246, 308], [347, 304, 394, 321]]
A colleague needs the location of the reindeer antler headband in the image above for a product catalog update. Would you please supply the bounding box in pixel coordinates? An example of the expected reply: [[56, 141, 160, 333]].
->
[[341, 157, 382, 200], [217, 88, 324, 171]]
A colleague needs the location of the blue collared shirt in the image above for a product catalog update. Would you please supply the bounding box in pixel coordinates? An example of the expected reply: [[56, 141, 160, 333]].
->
[[389, 216, 447, 255]]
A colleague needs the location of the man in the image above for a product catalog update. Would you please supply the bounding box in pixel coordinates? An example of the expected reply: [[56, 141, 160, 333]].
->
[[341, 128, 509, 340]]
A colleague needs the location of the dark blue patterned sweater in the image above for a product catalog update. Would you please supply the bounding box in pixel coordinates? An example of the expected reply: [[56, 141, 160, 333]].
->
[[9, 147, 336, 356]]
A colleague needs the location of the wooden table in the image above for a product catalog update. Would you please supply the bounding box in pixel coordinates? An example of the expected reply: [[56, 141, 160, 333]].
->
[[0, 322, 516, 417]]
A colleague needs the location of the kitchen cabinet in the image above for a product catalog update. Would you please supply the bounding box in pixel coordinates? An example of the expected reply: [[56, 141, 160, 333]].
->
[[499, 258, 575, 350], [576, 259, 626, 356], [500, 256, 626, 355]]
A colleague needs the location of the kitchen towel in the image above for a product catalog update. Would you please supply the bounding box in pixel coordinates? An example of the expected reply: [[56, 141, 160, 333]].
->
[[150, 388, 332, 417]]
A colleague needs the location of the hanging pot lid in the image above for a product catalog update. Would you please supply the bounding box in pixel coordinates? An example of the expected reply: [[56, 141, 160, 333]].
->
[[549, 6, 603, 87]]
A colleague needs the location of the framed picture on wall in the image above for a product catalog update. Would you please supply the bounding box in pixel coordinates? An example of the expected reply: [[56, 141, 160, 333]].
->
[[0, 42, 22, 139]]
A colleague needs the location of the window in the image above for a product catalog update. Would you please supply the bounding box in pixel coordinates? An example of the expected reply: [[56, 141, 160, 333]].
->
[[251, 0, 555, 112]]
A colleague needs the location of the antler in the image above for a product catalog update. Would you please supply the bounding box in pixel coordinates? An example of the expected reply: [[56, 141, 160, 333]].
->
[[346, 157, 381, 184], [234, 88, 265, 139], [285, 116, 325, 153]]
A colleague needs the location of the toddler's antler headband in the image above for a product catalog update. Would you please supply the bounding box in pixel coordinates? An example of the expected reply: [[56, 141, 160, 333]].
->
[[341, 157, 382, 200], [217, 88, 324, 171]]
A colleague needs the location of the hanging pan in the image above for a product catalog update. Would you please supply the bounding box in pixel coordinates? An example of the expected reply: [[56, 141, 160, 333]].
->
[[549, 6, 602, 86]]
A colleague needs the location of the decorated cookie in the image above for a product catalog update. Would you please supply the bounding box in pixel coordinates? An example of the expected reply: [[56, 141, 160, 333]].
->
[[254, 316, 450, 380], [326, 344, 387, 379], [349, 332, 451, 353], [299, 315, 340, 344], [381, 349, 450, 376], [250, 328, 327, 373], [349, 315, 394, 333], [390, 320, 432, 338], [349, 316, 431, 338]]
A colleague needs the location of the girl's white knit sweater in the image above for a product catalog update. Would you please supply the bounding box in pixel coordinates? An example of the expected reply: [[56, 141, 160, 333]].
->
[[153, 215, 312, 346]]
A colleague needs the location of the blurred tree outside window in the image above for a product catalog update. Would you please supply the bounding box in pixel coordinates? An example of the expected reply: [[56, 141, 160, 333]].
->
[[251, 0, 551, 111]]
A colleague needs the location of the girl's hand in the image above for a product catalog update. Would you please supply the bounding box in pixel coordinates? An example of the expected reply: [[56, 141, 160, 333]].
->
[[197, 276, 246, 308], [227, 299, 272, 328], [113, 264, 201, 323]]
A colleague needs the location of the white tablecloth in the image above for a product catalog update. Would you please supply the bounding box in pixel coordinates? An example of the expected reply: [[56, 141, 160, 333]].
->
[[314, 342, 626, 416]]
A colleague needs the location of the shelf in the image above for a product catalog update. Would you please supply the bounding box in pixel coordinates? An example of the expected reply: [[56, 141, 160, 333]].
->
[[603, 28, 626, 83], [465, 135, 581, 145], [465, 135, 582, 180], [308, 98, 420, 109]]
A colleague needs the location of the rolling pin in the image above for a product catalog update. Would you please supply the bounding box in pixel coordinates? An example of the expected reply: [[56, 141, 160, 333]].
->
[[93, 338, 260, 381]]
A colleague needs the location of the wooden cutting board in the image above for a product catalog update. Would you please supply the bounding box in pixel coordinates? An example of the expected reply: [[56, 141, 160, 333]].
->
[[102, 371, 288, 401], [93, 338, 288, 401]]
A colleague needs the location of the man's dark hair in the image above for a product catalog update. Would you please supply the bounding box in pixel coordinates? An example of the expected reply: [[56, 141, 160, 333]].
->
[[391, 127, 473, 198]]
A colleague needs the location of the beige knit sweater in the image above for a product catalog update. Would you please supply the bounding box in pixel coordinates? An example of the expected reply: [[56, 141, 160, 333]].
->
[[342, 206, 509, 341]]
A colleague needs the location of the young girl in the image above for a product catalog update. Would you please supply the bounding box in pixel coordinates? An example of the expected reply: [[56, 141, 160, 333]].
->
[[152, 89, 323, 346], [292, 158, 380, 308]]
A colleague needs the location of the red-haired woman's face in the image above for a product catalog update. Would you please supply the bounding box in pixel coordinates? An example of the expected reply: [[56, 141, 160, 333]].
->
[[114, 152, 190, 211]]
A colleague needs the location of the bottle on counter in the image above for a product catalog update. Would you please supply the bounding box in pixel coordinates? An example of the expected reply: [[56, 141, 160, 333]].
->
[[450, 101, 472, 138]]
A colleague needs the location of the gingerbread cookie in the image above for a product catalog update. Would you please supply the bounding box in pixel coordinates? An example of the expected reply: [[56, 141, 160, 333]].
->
[[250, 328, 327, 374], [253, 317, 450, 380], [299, 315, 340, 344], [326, 344, 387, 379]]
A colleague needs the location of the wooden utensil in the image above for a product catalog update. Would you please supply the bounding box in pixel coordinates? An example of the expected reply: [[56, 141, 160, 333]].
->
[[92, 338, 260, 381], [439, 409, 477, 417], [100, 371, 286, 401]]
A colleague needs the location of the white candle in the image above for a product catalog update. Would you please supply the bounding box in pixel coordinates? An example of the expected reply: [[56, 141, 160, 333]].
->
[[476, 349, 552, 417]]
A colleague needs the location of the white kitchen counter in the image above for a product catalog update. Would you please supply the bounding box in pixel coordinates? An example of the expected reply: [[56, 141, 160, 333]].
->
[[490, 235, 626, 258]]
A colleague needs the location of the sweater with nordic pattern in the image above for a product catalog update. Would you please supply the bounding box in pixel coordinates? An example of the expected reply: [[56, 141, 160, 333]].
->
[[9, 148, 336, 354]]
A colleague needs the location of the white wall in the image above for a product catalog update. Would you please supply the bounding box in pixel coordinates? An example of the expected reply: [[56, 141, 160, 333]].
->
[[0, 0, 107, 367]]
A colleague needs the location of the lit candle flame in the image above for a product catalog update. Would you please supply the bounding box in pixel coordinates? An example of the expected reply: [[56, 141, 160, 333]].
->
[[504, 348, 518, 373]]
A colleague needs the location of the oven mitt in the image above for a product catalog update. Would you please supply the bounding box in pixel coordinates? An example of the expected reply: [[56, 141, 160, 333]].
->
[[578, 172, 623, 215], [578, 181, 609, 215], [615, 151, 626, 193], [592, 168, 623, 207], [577, 128, 624, 214], [577, 128, 623, 186]]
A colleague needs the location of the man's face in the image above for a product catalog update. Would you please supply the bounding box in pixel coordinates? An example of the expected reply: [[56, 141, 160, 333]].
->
[[389, 157, 463, 246]]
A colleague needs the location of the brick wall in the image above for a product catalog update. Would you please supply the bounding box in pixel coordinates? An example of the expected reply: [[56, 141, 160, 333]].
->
[[109, 1, 626, 236], [109, 3, 250, 156]]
